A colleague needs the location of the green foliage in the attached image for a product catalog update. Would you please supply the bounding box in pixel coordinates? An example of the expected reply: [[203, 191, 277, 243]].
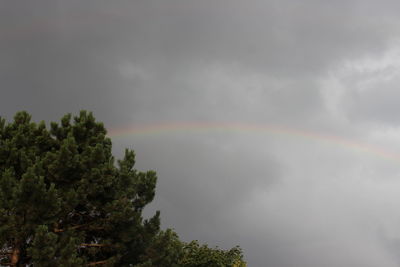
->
[[0, 111, 245, 266], [137, 231, 246, 267], [179, 241, 246, 267], [135, 229, 184, 267], [28, 225, 84, 267]]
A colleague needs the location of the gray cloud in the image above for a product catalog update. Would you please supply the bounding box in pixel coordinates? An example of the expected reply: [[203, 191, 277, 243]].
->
[[3, 1, 400, 266]]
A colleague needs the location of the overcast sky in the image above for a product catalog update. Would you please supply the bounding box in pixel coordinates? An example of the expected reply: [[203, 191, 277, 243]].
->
[[3, 1, 400, 266]]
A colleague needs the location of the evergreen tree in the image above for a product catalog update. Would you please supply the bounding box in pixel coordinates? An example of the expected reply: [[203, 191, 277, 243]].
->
[[0, 111, 246, 266], [0, 111, 159, 266]]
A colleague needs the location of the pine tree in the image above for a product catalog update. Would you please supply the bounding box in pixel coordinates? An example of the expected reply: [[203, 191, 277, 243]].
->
[[0, 111, 160, 266]]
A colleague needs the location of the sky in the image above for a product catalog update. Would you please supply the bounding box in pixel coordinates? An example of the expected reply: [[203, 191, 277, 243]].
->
[[2, 1, 400, 266]]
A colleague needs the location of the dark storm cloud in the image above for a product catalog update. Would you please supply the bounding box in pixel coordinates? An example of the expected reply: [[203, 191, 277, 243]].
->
[[2, 0, 398, 123], [3, 1, 400, 266], [0, 1, 133, 124], [129, 133, 281, 211]]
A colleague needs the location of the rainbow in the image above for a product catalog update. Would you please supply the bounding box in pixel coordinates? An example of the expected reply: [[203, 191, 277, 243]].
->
[[108, 122, 400, 164]]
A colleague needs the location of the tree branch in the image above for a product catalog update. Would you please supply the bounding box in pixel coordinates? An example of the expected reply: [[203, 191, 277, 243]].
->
[[80, 243, 111, 248], [54, 223, 104, 233], [54, 223, 87, 232], [87, 260, 108, 266]]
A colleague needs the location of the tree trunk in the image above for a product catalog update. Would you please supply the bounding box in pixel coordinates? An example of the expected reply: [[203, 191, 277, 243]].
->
[[10, 246, 20, 267]]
